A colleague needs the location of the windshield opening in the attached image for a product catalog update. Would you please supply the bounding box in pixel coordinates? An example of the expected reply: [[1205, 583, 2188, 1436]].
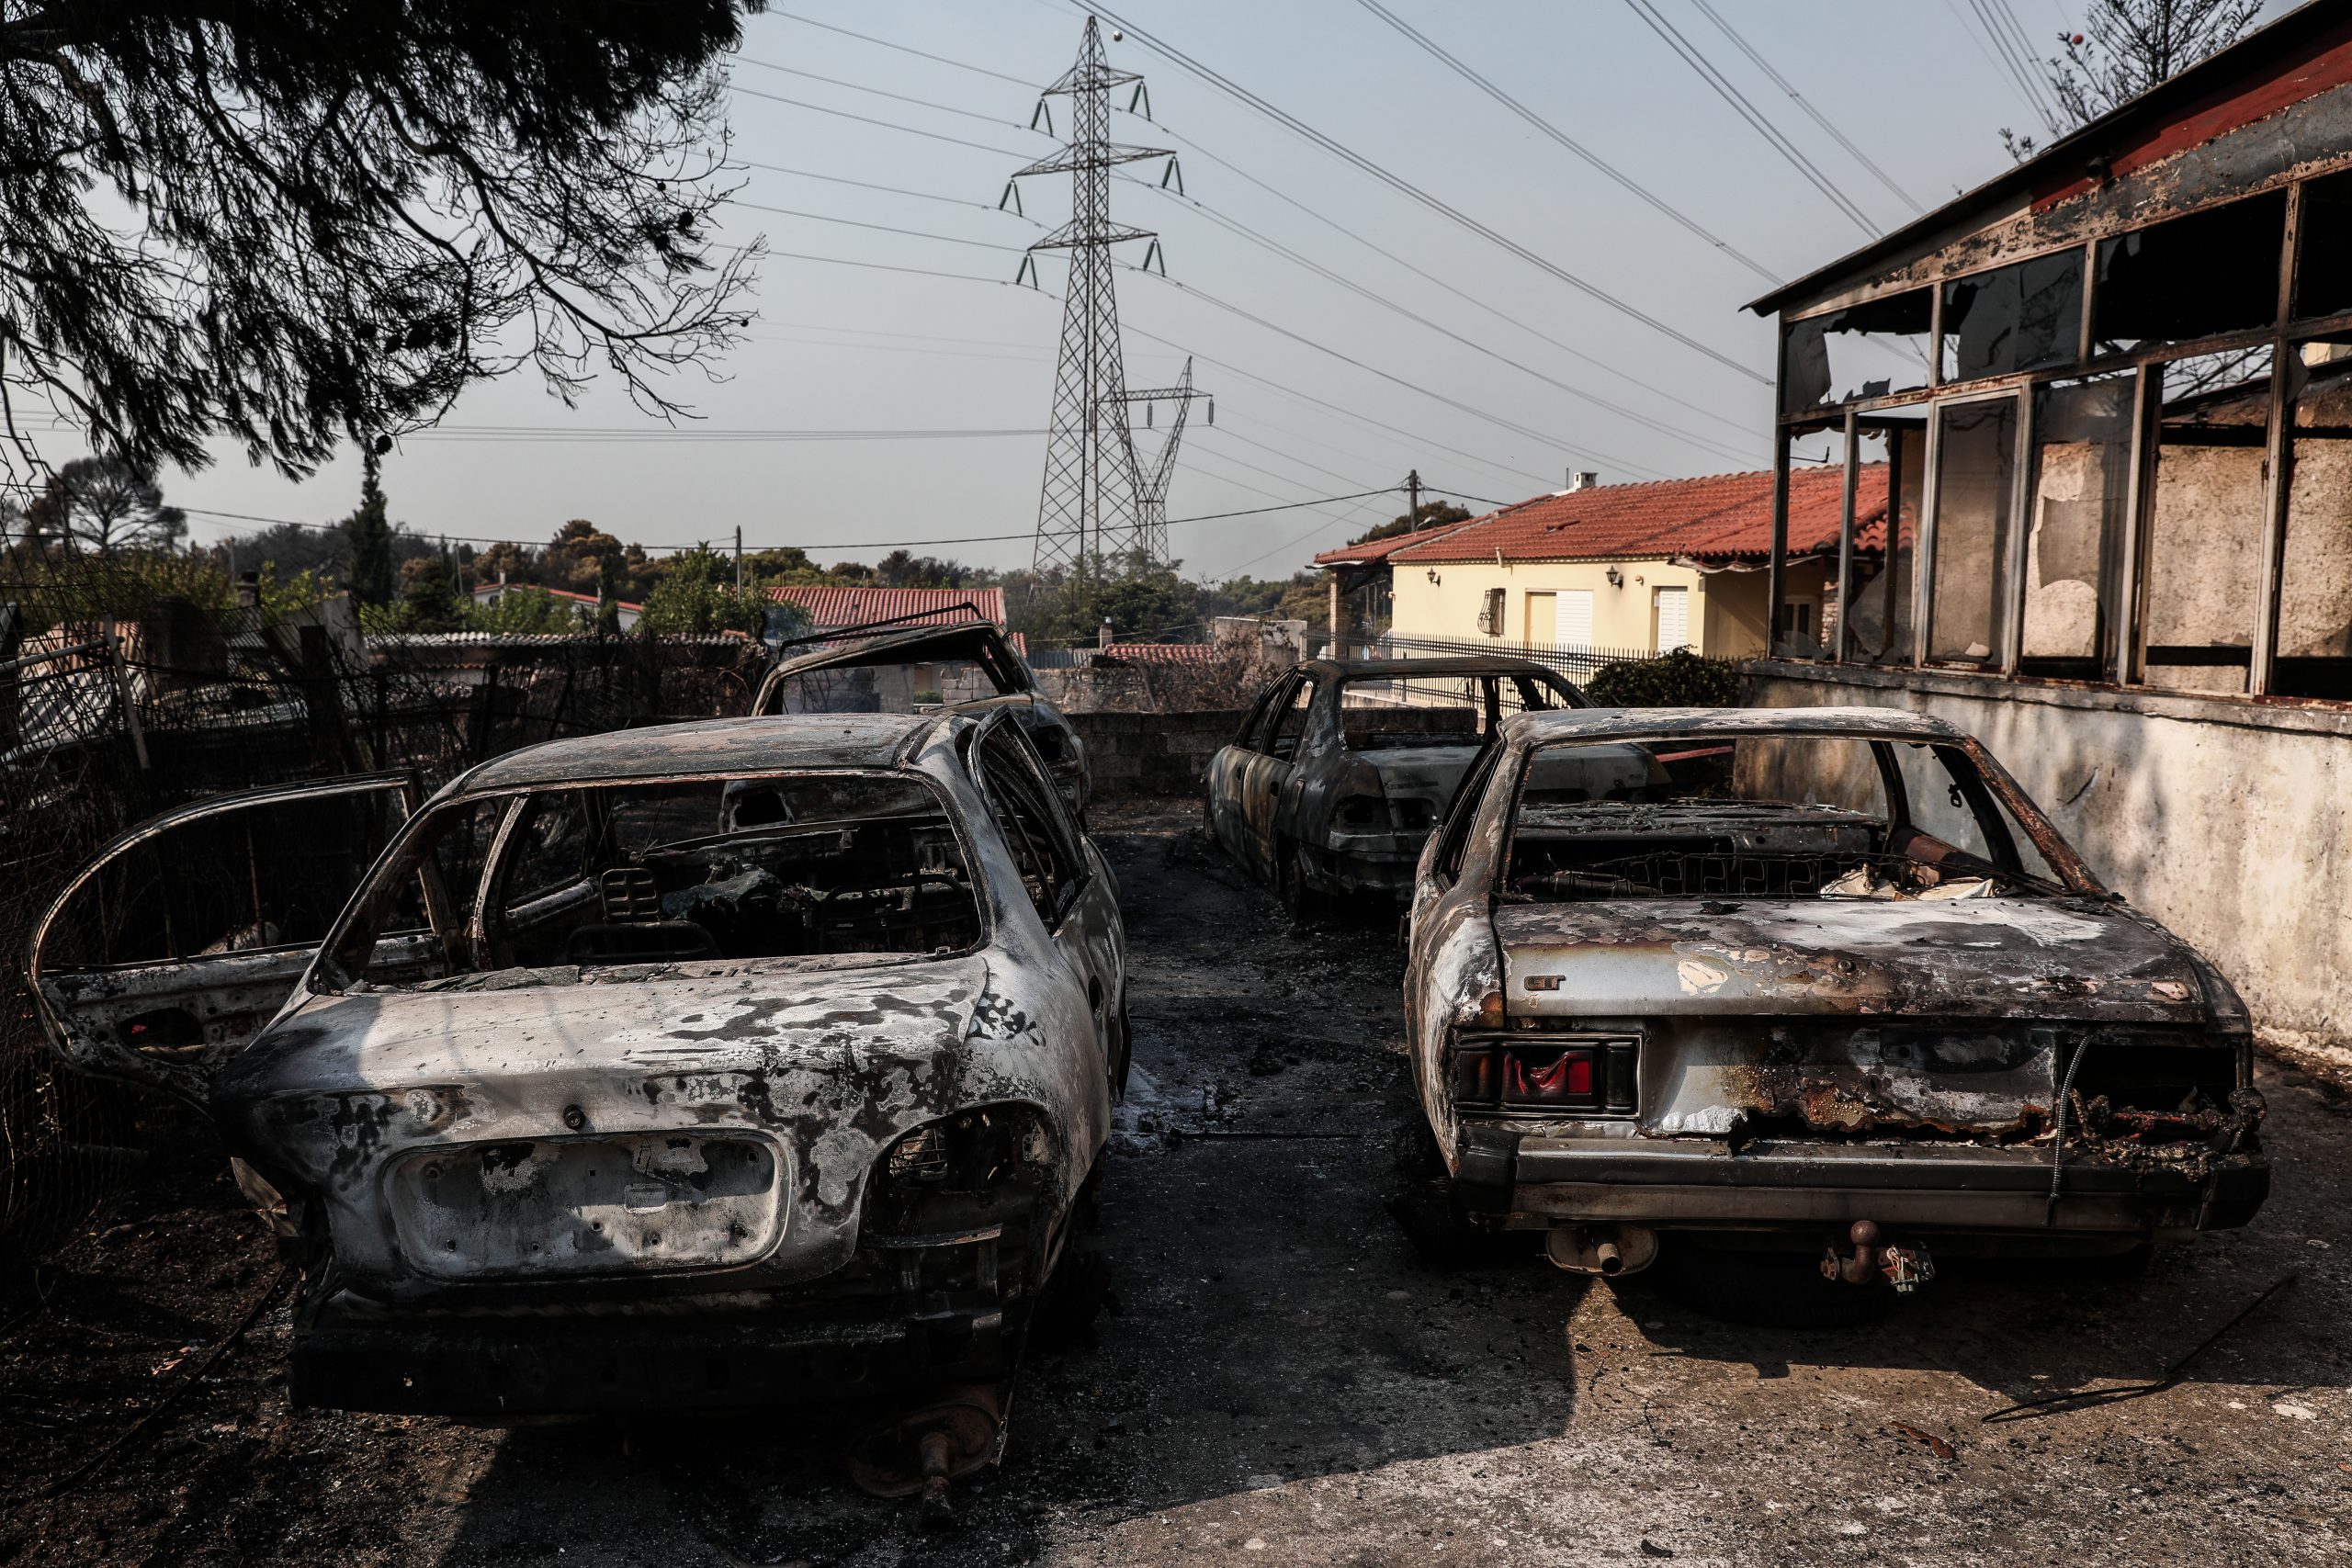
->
[[770, 655, 1012, 714], [1500, 733, 2075, 904], [1339, 671, 1578, 752], [324, 770, 983, 990]]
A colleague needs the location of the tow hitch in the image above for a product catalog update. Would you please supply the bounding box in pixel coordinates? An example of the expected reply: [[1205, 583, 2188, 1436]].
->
[[1820, 1220, 1936, 1293], [846, 1382, 1005, 1525]]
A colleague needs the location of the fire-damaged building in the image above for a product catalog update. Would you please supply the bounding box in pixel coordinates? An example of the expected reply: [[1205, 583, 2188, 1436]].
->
[[1742, 3, 2352, 1082]]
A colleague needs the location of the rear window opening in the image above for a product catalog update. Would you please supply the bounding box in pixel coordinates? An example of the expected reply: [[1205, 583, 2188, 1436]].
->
[[1502, 734, 2073, 904], [1337, 671, 1581, 752], [326, 772, 984, 989]]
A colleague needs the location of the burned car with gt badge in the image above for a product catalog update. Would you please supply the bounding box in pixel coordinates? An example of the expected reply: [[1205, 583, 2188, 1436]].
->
[[29, 712, 1127, 1506], [1404, 706, 2266, 1297]]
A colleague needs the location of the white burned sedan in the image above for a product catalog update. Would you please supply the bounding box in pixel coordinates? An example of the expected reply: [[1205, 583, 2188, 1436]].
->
[[1406, 706, 2266, 1292], [30, 713, 1126, 1464]]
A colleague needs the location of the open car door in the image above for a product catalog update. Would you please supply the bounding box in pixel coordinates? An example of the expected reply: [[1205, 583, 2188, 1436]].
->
[[28, 773, 434, 1107]]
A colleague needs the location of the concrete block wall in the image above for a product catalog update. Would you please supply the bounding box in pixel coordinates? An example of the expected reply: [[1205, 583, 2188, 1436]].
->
[[1070, 709, 1245, 798]]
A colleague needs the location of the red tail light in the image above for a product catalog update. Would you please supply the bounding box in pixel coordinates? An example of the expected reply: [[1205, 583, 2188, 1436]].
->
[[1507, 1049, 1594, 1103], [1450, 1035, 1636, 1114]]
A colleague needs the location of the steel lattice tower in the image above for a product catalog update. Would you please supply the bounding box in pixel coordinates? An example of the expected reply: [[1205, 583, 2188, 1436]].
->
[[1108, 357, 1211, 564], [1014, 19, 1173, 582]]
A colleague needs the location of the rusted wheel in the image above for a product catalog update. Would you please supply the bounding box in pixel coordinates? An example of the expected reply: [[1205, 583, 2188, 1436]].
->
[[1276, 840, 1321, 926]]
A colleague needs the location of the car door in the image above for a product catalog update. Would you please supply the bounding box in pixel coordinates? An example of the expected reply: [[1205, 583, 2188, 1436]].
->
[[1206, 681, 1282, 863], [972, 714, 1129, 1094], [28, 773, 438, 1106], [1231, 672, 1315, 878]]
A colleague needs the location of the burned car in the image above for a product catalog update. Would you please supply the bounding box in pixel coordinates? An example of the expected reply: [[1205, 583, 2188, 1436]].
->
[[1405, 706, 2266, 1286], [1207, 657, 1649, 917], [30, 712, 1127, 1497], [753, 618, 1088, 818]]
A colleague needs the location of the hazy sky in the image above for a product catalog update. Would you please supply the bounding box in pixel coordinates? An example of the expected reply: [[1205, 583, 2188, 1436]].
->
[[137, 0, 2218, 581]]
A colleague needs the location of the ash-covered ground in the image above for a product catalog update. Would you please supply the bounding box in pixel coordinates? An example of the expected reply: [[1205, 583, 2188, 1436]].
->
[[4, 798, 2348, 1565]]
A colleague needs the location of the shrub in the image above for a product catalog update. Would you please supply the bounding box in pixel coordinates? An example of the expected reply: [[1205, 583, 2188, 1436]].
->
[[1581, 648, 1744, 708]]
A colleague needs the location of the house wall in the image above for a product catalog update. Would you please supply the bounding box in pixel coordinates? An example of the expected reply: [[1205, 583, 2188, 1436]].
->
[[1744, 660, 2352, 1077], [1385, 557, 1826, 657]]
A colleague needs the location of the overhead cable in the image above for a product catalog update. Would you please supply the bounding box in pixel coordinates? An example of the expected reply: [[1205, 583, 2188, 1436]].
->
[[1351, 0, 1781, 281], [1073, 0, 1770, 385], [1620, 0, 1880, 234]]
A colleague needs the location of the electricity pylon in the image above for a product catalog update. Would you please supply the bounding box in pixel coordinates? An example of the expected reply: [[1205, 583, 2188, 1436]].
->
[[1107, 357, 1212, 564], [1012, 18, 1175, 583]]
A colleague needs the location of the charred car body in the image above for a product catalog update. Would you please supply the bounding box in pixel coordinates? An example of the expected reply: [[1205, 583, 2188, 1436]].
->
[[30, 713, 1127, 1474], [1207, 658, 1649, 915], [1406, 706, 2266, 1279], [753, 619, 1088, 818]]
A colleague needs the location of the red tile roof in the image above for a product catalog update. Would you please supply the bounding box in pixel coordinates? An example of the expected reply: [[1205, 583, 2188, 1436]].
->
[[1094, 642, 1218, 664], [766, 585, 1007, 631], [469, 583, 644, 613], [1312, 514, 1486, 568], [1385, 465, 1889, 567]]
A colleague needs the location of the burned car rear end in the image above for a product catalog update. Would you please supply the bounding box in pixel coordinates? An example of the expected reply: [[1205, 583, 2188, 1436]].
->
[[1406, 706, 2266, 1282], [31, 713, 1126, 1474]]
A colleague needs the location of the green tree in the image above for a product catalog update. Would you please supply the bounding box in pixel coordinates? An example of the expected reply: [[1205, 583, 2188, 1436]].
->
[[345, 451, 395, 606], [0, 1, 762, 495], [637, 544, 764, 636], [467, 584, 579, 633], [1347, 500, 1474, 548], [399, 546, 463, 631]]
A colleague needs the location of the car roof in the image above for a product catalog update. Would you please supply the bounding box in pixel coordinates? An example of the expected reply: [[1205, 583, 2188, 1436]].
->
[[769, 620, 1025, 680], [1501, 705, 1971, 744], [458, 713, 953, 793]]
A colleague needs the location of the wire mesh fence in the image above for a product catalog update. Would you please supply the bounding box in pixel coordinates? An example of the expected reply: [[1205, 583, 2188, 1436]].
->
[[0, 558, 771, 1269], [1374, 631, 1658, 688]]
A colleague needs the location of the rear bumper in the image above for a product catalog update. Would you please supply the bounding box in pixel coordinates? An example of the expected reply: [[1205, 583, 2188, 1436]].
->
[[1465, 1133, 2267, 1237], [291, 1301, 1008, 1416], [1306, 840, 1421, 899]]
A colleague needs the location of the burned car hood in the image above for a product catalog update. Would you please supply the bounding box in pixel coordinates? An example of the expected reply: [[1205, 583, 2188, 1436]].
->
[[1495, 897, 2210, 1023]]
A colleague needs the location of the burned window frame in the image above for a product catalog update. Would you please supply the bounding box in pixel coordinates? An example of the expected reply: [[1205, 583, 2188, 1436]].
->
[[1765, 164, 2352, 703]]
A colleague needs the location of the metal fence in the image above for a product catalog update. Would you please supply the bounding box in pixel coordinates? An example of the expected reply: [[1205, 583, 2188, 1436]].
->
[[0, 559, 770, 1267], [1374, 631, 1659, 688]]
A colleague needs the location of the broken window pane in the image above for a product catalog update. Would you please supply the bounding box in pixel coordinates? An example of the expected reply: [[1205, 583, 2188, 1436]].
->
[[1927, 396, 2018, 667], [2020, 375, 2135, 679], [2275, 341, 2352, 697], [2143, 346, 2274, 694], [1780, 288, 1933, 413], [1940, 252, 2082, 383], [1830, 422, 1923, 665], [2095, 190, 2286, 355], [2293, 170, 2352, 319]]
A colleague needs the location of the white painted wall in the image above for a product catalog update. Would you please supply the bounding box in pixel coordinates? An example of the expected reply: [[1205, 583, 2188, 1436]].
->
[[1387, 557, 1830, 656]]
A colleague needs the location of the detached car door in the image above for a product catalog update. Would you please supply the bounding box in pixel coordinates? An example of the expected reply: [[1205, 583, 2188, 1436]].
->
[[28, 773, 435, 1106]]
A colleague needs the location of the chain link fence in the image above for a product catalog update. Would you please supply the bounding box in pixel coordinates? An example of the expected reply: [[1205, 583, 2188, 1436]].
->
[[0, 558, 769, 1268]]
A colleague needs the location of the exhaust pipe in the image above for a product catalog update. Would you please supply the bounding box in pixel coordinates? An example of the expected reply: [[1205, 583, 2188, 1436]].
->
[[1546, 1224, 1657, 1277]]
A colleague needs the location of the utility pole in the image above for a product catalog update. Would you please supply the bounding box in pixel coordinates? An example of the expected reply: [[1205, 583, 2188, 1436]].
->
[[1012, 18, 1175, 591], [1407, 469, 1423, 530], [734, 525, 743, 593]]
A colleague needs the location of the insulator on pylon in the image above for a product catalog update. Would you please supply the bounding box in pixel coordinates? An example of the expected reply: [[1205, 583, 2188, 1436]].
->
[[1030, 99, 1055, 135], [999, 182, 1024, 216], [1205, 399, 1215, 426], [1145, 404, 1153, 428], [1128, 83, 1152, 119], [1142, 240, 1165, 276], [1160, 157, 1184, 195], [1014, 254, 1039, 289]]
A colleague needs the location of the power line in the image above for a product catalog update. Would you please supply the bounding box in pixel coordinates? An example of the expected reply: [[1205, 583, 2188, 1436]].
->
[[767, 10, 1042, 89], [406, 426, 1050, 444], [1620, 0, 1879, 234], [1128, 172, 1760, 467], [1123, 116, 1758, 440], [1682, 0, 1923, 215], [733, 49, 1760, 447], [1350, 0, 1781, 282], [732, 57, 1046, 136], [729, 200, 1033, 253], [175, 488, 1402, 555], [1074, 0, 1770, 386], [737, 160, 1038, 220], [727, 84, 1032, 160]]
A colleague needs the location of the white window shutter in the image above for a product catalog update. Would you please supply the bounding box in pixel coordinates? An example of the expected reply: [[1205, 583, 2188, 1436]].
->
[[1655, 587, 1690, 651], [1555, 590, 1594, 649]]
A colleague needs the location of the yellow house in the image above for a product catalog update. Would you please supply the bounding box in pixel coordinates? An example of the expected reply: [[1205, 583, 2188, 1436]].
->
[[1330, 467, 1888, 659]]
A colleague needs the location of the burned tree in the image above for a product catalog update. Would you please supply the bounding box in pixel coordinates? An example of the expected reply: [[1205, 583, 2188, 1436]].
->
[[2004, 1, 2264, 158], [0, 1, 764, 492]]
